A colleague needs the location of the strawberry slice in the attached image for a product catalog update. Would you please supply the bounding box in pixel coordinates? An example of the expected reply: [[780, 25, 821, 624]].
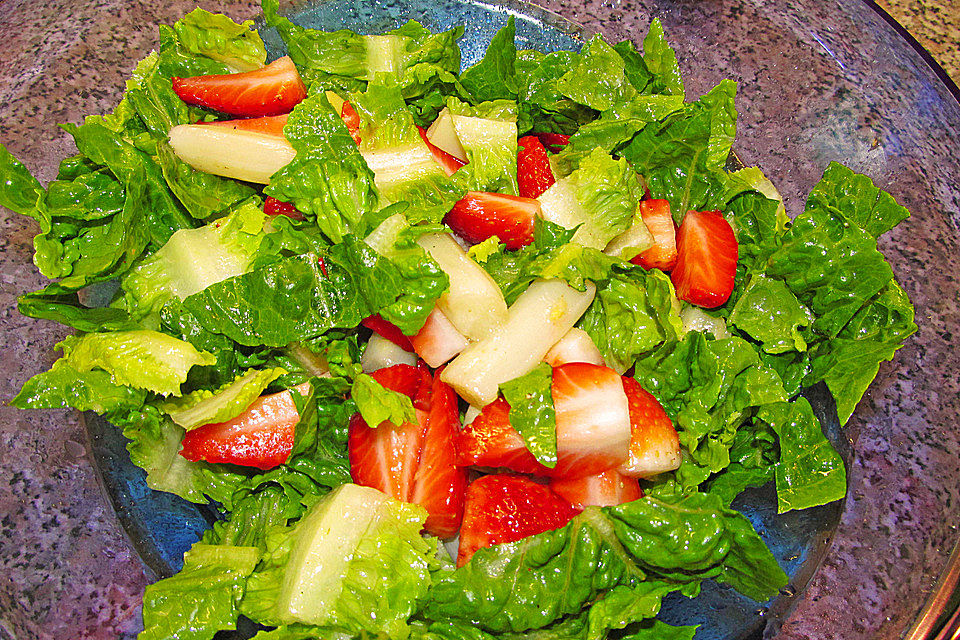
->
[[517, 135, 555, 198], [671, 209, 738, 308], [457, 362, 632, 478], [535, 132, 571, 153], [409, 306, 469, 368], [630, 199, 678, 271], [417, 126, 466, 176], [362, 314, 414, 352], [179, 382, 311, 470], [263, 196, 305, 221], [205, 113, 289, 136], [172, 56, 307, 117], [443, 191, 540, 250], [348, 364, 432, 501], [410, 369, 468, 538], [548, 468, 643, 510], [457, 474, 578, 566], [341, 100, 362, 146], [618, 377, 681, 478]]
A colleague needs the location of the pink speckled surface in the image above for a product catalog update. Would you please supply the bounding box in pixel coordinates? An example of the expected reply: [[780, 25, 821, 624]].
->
[[0, 0, 958, 639]]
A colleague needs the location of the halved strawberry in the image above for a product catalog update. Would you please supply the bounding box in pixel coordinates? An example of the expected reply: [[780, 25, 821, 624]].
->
[[410, 369, 468, 538], [457, 362, 632, 478], [671, 209, 738, 308], [417, 126, 466, 176], [362, 314, 414, 352], [444, 191, 540, 250], [409, 306, 469, 368], [517, 135, 555, 198], [172, 56, 307, 117], [263, 196, 305, 220], [457, 474, 578, 566], [341, 100, 362, 146], [618, 376, 681, 478], [205, 113, 289, 136], [348, 364, 432, 501], [535, 132, 571, 153], [179, 382, 310, 470], [630, 199, 677, 271], [548, 468, 643, 510]]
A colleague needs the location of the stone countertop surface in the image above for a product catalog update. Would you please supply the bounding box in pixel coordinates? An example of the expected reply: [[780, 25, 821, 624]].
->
[[0, 1, 957, 640]]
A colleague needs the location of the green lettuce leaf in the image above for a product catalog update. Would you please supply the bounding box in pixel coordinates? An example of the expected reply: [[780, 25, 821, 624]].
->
[[159, 367, 288, 430], [351, 372, 416, 428], [728, 274, 813, 354], [57, 330, 215, 396], [640, 18, 684, 97], [805, 162, 910, 238], [160, 8, 266, 77], [11, 361, 147, 414], [557, 36, 637, 111], [140, 542, 261, 640], [459, 17, 518, 102], [499, 363, 557, 467], [756, 399, 847, 513]]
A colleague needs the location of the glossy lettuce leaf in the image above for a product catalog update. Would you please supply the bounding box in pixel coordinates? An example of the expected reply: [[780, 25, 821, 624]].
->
[[557, 36, 637, 111], [579, 268, 682, 373], [459, 17, 518, 102], [515, 49, 596, 135], [140, 542, 260, 640], [159, 7, 266, 77], [264, 92, 379, 243], [756, 398, 846, 513], [351, 84, 463, 222], [159, 367, 287, 430], [424, 493, 785, 633], [552, 94, 685, 176], [117, 198, 267, 319], [263, 0, 462, 99], [500, 363, 557, 468], [351, 372, 416, 428], [640, 18, 684, 97], [805, 162, 910, 238], [181, 235, 442, 347], [11, 360, 147, 414], [240, 490, 435, 637], [445, 97, 520, 195], [632, 334, 787, 488], [620, 79, 736, 221], [56, 330, 215, 397], [728, 274, 813, 354]]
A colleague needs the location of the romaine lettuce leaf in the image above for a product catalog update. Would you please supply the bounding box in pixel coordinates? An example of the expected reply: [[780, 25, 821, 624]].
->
[[499, 362, 557, 467], [160, 367, 288, 430], [557, 36, 637, 111], [351, 372, 416, 428], [458, 17, 518, 102], [159, 8, 267, 77], [140, 542, 261, 640]]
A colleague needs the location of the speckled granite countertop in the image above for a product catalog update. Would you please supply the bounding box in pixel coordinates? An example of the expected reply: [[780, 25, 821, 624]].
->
[[0, 1, 958, 640]]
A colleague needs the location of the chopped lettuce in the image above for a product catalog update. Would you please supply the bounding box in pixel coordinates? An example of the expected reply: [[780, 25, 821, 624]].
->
[[160, 367, 288, 430], [499, 362, 557, 467]]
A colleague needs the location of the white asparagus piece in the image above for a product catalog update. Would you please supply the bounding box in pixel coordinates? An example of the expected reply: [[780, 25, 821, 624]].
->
[[416, 232, 509, 340], [441, 278, 597, 406], [169, 124, 295, 184], [360, 333, 417, 372]]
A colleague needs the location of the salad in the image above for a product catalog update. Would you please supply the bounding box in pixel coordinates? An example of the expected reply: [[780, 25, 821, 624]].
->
[[0, 2, 917, 639]]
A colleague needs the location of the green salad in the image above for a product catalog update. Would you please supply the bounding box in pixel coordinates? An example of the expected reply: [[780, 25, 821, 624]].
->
[[1, 2, 916, 638]]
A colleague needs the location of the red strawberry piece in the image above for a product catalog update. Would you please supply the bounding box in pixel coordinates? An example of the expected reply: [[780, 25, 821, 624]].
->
[[409, 306, 469, 368], [457, 362, 632, 477], [444, 191, 541, 250], [417, 126, 466, 176], [457, 474, 578, 566], [340, 100, 362, 146], [410, 369, 468, 538], [263, 196, 305, 220], [348, 364, 432, 501], [548, 468, 643, 510], [172, 56, 307, 117], [630, 199, 678, 271], [205, 113, 289, 136], [517, 135, 555, 198], [179, 382, 310, 470], [362, 314, 414, 352], [617, 377, 681, 478], [671, 209, 738, 308], [535, 132, 571, 153]]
